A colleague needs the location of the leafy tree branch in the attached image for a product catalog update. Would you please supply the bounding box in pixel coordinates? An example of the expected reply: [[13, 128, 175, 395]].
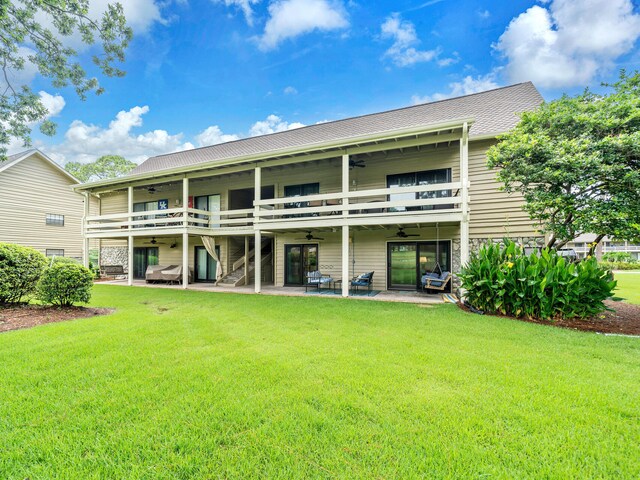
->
[[0, 0, 132, 158], [487, 70, 640, 251]]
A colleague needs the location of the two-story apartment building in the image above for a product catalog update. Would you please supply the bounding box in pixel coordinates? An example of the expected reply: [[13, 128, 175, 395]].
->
[[74, 82, 545, 295], [0, 149, 93, 261]]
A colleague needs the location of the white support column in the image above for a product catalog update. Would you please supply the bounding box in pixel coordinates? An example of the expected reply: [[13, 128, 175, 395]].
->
[[182, 176, 189, 227], [127, 186, 134, 286], [127, 235, 134, 286], [342, 225, 350, 297], [127, 186, 133, 230], [341, 154, 350, 297], [82, 193, 90, 268], [182, 232, 189, 289], [460, 122, 470, 269], [254, 231, 262, 293], [342, 153, 349, 216], [254, 166, 262, 293], [244, 236, 250, 286]]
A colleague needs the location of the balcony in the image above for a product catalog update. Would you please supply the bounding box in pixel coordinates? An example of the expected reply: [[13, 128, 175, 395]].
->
[[84, 182, 463, 237], [254, 182, 463, 229], [84, 207, 254, 238]]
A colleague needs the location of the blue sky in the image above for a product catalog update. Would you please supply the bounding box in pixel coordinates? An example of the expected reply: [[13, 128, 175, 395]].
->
[[15, 0, 640, 164]]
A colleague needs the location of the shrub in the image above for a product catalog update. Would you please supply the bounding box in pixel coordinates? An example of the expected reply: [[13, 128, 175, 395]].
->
[[602, 252, 632, 263], [37, 262, 94, 307], [0, 243, 48, 304], [459, 240, 616, 320], [600, 261, 640, 271], [49, 256, 80, 265]]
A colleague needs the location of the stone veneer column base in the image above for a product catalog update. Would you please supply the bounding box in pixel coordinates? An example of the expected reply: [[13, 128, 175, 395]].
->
[[99, 246, 129, 273]]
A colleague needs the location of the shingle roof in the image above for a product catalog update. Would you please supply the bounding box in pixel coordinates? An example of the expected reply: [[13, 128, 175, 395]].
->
[[132, 82, 543, 176], [0, 149, 35, 166]]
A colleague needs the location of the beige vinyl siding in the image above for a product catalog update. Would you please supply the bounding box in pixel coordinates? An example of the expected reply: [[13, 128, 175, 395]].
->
[[91, 139, 542, 284], [468, 139, 540, 238], [0, 154, 85, 258], [274, 226, 460, 290], [131, 236, 231, 275]]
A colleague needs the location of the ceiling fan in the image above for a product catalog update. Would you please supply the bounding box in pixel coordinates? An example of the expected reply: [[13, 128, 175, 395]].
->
[[349, 158, 366, 169], [144, 237, 167, 245], [296, 231, 324, 241], [147, 186, 156, 194], [387, 227, 420, 239]]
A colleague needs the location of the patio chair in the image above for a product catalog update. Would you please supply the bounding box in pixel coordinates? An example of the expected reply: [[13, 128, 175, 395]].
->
[[350, 271, 374, 295], [421, 271, 452, 292], [305, 270, 333, 292]]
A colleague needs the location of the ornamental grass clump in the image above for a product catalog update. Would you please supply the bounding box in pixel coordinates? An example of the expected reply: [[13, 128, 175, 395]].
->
[[0, 243, 48, 304], [37, 262, 94, 307], [459, 240, 616, 320]]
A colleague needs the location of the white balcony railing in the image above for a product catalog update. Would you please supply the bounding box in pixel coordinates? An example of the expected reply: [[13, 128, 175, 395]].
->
[[84, 207, 254, 235], [254, 182, 462, 223], [84, 182, 463, 235]]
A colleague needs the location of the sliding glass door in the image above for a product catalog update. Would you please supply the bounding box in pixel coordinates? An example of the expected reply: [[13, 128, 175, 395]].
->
[[388, 243, 418, 289], [194, 246, 219, 282], [387, 241, 451, 290], [133, 247, 159, 279], [284, 244, 318, 285]]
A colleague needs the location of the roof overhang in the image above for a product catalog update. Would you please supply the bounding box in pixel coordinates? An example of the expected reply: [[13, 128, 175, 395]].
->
[[0, 149, 80, 184], [73, 117, 476, 193]]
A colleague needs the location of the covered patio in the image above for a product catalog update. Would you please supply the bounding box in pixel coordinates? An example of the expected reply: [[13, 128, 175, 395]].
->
[[97, 279, 447, 304]]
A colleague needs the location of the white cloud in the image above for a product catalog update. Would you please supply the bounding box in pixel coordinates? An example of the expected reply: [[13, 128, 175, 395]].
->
[[249, 114, 305, 136], [259, 0, 349, 50], [42, 106, 193, 164], [380, 13, 440, 67], [214, 0, 260, 26], [37, 109, 308, 164], [283, 86, 298, 95], [38, 91, 66, 118], [495, 0, 640, 88], [411, 73, 500, 104], [195, 125, 240, 147]]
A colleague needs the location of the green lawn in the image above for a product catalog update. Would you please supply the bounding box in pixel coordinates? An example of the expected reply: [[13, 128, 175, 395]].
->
[[614, 272, 640, 304], [1, 286, 639, 479]]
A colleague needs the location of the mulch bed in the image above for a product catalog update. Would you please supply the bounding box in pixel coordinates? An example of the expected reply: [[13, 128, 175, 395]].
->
[[459, 300, 640, 336], [0, 305, 113, 333]]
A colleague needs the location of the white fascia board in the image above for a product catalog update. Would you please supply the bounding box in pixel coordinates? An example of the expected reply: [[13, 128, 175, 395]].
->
[[73, 117, 476, 192]]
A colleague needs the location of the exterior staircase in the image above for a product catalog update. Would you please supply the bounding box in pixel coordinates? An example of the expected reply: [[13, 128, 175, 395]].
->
[[216, 261, 255, 287], [215, 239, 271, 287]]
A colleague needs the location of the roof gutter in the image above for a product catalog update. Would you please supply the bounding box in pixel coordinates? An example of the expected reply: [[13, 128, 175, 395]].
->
[[73, 117, 476, 192]]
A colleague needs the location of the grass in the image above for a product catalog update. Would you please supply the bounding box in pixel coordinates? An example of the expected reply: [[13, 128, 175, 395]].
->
[[0, 285, 639, 479], [614, 272, 640, 304]]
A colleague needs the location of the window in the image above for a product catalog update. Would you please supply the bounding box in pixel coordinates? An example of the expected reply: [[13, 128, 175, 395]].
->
[[133, 200, 166, 228], [194, 194, 221, 228], [45, 214, 64, 226], [387, 169, 452, 212], [284, 183, 319, 209], [46, 249, 64, 257]]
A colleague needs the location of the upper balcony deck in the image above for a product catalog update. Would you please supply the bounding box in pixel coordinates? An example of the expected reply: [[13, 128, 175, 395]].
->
[[84, 182, 464, 238]]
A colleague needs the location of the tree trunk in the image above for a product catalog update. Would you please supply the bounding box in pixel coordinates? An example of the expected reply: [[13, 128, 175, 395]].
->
[[587, 234, 606, 257]]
